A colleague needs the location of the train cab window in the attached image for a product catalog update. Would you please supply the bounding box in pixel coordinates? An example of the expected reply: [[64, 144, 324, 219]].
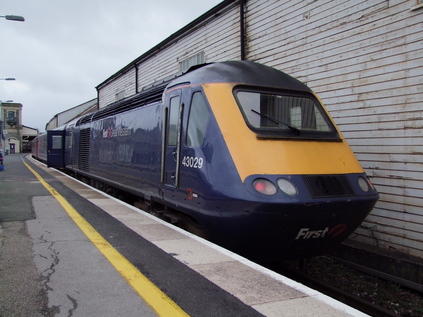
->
[[186, 92, 210, 147], [235, 89, 339, 139]]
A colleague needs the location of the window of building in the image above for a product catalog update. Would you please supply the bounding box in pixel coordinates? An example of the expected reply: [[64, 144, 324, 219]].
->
[[115, 91, 125, 101], [6, 110, 17, 126], [179, 52, 205, 72], [7, 111, 15, 119]]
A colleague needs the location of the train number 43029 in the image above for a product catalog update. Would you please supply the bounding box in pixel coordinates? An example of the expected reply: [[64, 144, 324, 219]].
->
[[181, 156, 204, 169]]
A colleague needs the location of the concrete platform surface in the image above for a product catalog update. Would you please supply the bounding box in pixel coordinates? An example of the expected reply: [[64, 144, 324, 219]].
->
[[0, 154, 368, 316]]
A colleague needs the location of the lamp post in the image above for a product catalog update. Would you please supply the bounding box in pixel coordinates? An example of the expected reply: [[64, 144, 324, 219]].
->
[[0, 15, 25, 22], [0, 13, 24, 167]]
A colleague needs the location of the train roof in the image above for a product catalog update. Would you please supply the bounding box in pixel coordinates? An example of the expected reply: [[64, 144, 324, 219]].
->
[[169, 60, 312, 92], [76, 61, 312, 126]]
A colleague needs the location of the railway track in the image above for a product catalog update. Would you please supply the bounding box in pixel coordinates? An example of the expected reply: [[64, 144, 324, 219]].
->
[[266, 257, 422, 317], [274, 265, 396, 316]]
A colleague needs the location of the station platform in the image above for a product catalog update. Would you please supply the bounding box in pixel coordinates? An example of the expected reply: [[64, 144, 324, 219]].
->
[[0, 154, 367, 317]]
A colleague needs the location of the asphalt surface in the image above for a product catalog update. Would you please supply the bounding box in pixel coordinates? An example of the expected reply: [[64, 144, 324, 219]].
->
[[0, 221, 50, 316], [0, 154, 51, 316]]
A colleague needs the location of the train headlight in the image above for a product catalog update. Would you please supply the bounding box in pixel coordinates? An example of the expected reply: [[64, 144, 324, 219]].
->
[[358, 176, 370, 192], [277, 178, 298, 196], [253, 179, 277, 195]]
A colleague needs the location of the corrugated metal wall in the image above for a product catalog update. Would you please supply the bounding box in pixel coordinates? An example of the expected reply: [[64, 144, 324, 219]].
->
[[246, 0, 423, 257], [96, 0, 423, 257], [137, 6, 241, 90]]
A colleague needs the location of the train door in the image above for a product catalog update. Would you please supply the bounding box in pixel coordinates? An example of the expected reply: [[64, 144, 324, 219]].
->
[[161, 90, 183, 188], [47, 130, 65, 168]]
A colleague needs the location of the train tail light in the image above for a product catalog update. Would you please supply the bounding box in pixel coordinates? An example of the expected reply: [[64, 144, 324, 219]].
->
[[253, 179, 277, 195]]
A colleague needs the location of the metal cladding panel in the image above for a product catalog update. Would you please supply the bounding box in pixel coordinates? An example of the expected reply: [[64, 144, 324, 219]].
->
[[136, 6, 240, 91], [206, 196, 378, 262], [88, 103, 164, 197], [246, 0, 423, 257], [99, 68, 137, 108], [35, 132, 48, 163]]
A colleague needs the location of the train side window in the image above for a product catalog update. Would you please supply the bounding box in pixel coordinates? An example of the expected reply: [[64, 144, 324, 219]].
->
[[168, 96, 180, 146], [186, 92, 210, 147]]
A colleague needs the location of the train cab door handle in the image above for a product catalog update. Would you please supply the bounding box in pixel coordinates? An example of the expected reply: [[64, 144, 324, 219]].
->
[[172, 148, 178, 161]]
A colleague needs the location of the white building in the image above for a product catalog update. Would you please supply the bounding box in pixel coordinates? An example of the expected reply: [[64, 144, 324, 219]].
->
[[45, 98, 98, 130]]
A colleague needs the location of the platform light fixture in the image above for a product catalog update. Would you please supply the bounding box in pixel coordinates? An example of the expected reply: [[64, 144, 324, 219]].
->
[[0, 15, 25, 22]]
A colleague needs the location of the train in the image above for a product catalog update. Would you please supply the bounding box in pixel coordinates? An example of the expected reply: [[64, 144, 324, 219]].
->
[[32, 61, 379, 262]]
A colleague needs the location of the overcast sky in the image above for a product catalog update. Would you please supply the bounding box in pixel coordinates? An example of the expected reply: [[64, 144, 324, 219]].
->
[[0, 0, 222, 132]]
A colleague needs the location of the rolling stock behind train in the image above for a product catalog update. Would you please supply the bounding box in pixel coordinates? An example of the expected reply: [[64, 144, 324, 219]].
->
[[32, 61, 379, 262]]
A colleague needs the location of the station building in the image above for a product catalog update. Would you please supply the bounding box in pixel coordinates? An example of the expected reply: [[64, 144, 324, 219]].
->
[[0, 102, 38, 154]]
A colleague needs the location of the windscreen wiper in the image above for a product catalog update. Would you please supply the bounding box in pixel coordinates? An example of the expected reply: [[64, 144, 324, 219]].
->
[[251, 109, 301, 135]]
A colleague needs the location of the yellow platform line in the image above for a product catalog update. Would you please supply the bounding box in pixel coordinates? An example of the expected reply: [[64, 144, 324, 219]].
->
[[23, 160, 189, 317]]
